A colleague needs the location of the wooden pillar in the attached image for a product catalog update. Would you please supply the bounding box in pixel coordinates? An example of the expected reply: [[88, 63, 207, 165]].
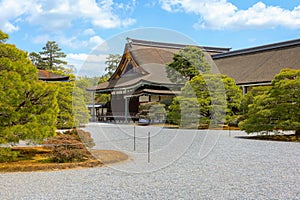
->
[[124, 89, 129, 123], [91, 91, 96, 122], [242, 86, 247, 95], [124, 96, 129, 123]]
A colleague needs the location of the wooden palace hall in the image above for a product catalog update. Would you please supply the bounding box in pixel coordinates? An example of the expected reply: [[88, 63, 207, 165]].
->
[[88, 37, 300, 122], [87, 38, 230, 122]]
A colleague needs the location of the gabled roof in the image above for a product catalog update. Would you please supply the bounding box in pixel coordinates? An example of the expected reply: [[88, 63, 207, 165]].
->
[[126, 38, 231, 54], [90, 38, 229, 92], [213, 38, 300, 85], [38, 69, 70, 81]]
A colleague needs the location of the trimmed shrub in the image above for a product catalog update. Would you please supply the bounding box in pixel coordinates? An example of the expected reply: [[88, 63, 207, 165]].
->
[[138, 102, 166, 123], [62, 129, 95, 149], [43, 134, 93, 163]]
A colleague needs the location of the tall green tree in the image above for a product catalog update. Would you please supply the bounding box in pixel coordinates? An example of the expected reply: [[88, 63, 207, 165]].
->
[[0, 30, 58, 144], [104, 54, 122, 77], [72, 84, 91, 126], [166, 46, 211, 84], [56, 82, 74, 129], [168, 74, 242, 128], [0, 31, 8, 42], [239, 86, 271, 118], [75, 76, 92, 104], [95, 75, 110, 104], [239, 68, 300, 135], [28, 52, 42, 66], [30, 41, 67, 70], [89, 54, 121, 105], [56, 81, 90, 129]]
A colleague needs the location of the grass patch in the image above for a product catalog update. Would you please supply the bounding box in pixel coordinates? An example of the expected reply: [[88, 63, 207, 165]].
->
[[11, 146, 51, 161]]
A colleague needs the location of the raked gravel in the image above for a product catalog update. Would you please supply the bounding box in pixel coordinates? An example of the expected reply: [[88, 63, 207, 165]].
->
[[0, 123, 299, 199]]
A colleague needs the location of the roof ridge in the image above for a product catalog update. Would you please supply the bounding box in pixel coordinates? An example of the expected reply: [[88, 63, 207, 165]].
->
[[127, 37, 193, 49], [126, 37, 231, 53], [213, 38, 300, 59]]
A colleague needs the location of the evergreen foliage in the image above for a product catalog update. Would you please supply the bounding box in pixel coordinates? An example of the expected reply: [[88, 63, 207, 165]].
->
[[75, 77, 92, 104], [72, 84, 91, 127], [0, 31, 58, 144], [0, 148, 19, 162], [166, 46, 211, 83], [29, 41, 67, 70], [28, 52, 42, 67], [104, 54, 122, 77], [167, 74, 242, 128], [56, 81, 90, 129], [239, 68, 300, 135], [56, 82, 74, 129], [0, 30, 8, 42], [138, 102, 166, 123]]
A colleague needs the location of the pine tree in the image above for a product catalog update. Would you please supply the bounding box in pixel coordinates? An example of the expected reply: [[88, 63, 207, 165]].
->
[[37, 41, 67, 70], [56, 81, 90, 129], [0, 30, 58, 144], [104, 54, 122, 77], [166, 46, 211, 84], [239, 68, 300, 135], [167, 74, 242, 128]]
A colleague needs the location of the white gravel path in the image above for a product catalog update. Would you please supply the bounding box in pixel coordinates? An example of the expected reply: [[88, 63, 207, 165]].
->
[[0, 123, 299, 199]]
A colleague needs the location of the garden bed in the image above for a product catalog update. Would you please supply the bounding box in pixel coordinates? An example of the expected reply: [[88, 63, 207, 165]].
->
[[0, 147, 128, 173]]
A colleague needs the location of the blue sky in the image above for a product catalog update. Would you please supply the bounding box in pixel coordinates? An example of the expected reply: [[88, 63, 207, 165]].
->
[[1, 0, 300, 76]]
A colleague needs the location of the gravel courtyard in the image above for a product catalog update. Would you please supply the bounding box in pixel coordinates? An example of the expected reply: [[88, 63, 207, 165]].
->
[[0, 123, 299, 199]]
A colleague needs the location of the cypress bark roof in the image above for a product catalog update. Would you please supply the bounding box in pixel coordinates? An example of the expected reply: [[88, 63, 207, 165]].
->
[[89, 37, 300, 92], [38, 70, 70, 81], [213, 38, 300, 85], [90, 38, 228, 91]]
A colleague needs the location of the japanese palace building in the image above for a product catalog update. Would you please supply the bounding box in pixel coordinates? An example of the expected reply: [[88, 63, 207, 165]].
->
[[88, 38, 300, 122]]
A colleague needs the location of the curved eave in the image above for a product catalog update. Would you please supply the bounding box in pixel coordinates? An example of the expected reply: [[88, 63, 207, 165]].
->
[[89, 79, 181, 93], [236, 81, 271, 87], [39, 77, 70, 81]]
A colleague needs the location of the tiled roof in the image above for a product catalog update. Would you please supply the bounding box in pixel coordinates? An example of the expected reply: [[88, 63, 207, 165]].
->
[[38, 70, 70, 81]]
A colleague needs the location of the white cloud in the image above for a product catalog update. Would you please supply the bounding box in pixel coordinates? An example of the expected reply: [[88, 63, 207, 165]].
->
[[0, 0, 35, 32], [83, 28, 96, 36], [3, 22, 19, 33], [68, 53, 107, 62], [159, 0, 300, 30], [89, 36, 105, 45], [31, 33, 105, 52], [0, 0, 136, 33]]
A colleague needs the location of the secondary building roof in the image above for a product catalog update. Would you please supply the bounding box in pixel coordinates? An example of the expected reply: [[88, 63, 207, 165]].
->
[[38, 69, 70, 82], [213, 38, 300, 85]]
